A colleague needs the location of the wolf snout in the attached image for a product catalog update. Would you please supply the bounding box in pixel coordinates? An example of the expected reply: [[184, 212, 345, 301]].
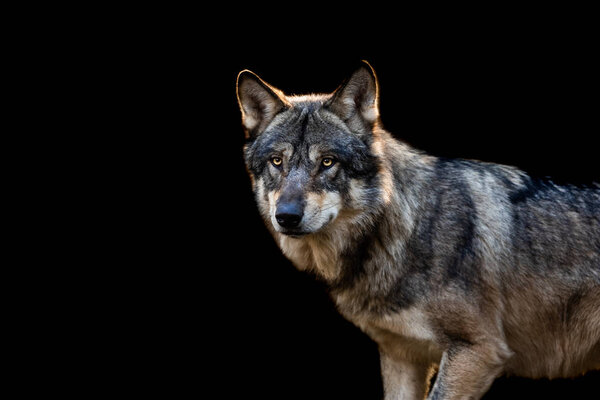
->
[[275, 202, 304, 229]]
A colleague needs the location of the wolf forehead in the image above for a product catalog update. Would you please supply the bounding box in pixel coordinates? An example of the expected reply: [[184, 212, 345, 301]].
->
[[246, 101, 375, 171]]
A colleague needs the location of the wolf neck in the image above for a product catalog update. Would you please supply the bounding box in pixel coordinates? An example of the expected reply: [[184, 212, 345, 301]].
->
[[276, 133, 431, 290]]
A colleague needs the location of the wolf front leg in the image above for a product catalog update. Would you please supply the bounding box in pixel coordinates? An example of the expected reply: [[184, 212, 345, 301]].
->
[[380, 351, 432, 400], [426, 343, 509, 400]]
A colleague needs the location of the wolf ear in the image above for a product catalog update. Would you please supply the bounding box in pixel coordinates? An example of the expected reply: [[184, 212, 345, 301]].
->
[[326, 60, 380, 131], [236, 70, 288, 139]]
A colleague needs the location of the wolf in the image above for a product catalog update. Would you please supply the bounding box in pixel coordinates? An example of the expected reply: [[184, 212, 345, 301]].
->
[[236, 61, 600, 399]]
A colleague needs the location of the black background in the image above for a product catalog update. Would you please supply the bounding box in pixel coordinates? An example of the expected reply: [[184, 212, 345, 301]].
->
[[87, 16, 600, 399]]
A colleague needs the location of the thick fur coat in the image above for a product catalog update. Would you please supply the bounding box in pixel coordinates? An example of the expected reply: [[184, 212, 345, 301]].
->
[[237, 61, 600, 399]]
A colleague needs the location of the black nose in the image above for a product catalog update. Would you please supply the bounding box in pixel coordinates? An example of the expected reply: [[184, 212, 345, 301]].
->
[[275, 203, 303, 229]]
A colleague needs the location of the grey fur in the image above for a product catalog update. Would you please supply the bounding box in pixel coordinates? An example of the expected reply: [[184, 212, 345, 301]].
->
[[237, 61, 600, 400]]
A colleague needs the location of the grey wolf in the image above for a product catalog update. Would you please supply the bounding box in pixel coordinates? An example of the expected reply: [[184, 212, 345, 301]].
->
[[236, 61, 600, 399]]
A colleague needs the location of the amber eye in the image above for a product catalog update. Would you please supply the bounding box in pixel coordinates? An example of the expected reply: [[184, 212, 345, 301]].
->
[[321, 158, 335, 168], [271, 157, 283, 167]]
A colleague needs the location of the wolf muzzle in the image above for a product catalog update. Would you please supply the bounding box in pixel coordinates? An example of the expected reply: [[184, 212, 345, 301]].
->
[[275, 172, 306, 230]]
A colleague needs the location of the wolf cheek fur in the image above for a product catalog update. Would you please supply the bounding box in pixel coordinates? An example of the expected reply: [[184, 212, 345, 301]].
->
[[236, 62, 600, 400]]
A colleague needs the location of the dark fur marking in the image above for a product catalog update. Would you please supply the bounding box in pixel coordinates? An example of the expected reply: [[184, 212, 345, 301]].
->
[[436, 160, 480, 287], [387, 159, 484, 310], [331, 227, 375, 292], [510, 179, 600, 276], [385, 193, 440, 311], [563, 290, 584, 326], [510, 207, 538, 268], [297, 109, 310, 147], [509, 176, 545, 204], [384, 269, 420, 312], [508, 176, 597, 205]]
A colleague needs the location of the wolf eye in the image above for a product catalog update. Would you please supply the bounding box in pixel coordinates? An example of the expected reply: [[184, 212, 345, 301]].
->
[[271, 157, 283, 167], [321, 158, 335, 168]]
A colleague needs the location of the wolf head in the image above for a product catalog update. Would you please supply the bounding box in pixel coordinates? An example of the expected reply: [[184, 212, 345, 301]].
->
[[237, 61, 384, 238]]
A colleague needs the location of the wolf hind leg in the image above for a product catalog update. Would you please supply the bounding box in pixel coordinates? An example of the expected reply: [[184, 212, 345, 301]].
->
[[427, 343, 510, 400]]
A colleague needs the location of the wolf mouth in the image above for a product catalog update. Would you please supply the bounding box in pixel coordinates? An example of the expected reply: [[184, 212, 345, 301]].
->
[[279, 230, 310, 238]]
